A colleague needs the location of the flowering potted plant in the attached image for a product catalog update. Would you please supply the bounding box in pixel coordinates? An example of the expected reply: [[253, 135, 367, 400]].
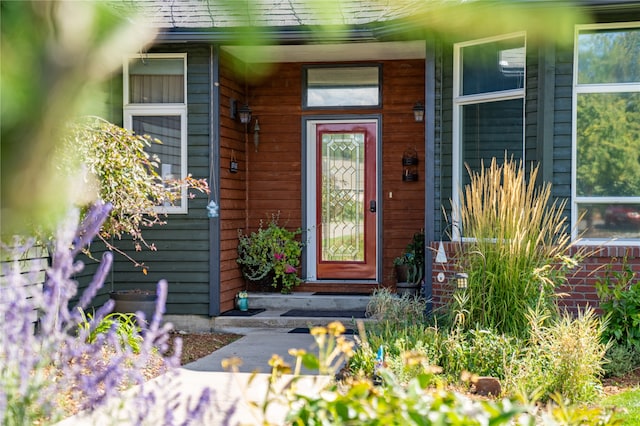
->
[[236, 213, 303, 294], [393, 231, 425, 296]]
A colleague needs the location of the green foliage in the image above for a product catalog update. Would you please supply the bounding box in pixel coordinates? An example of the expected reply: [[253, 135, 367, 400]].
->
[[596, 257, 640, 350], [236, 213, 303, 294], [0, 0, 156, 235], [596, 257, 640, 377], [2, 362, 52, 425], [506, 308, 607, 402], [453, 158, 582, 337], [542, 394, 622, 426], [62, 117, 208, 255], [393, 231, 425, 284], [440, 327, 522, 383], [602, 389, 640, 425], [77, 308, 143, 354], [235, 321, 530, 426], [603, 344, 639, 378], [288, 370, 526, 426]]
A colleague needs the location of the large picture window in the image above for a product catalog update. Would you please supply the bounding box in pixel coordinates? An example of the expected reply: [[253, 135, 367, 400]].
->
[[123, 54, 188, 213], [453, 34, 526, 231], [573, 24, 640, 241]]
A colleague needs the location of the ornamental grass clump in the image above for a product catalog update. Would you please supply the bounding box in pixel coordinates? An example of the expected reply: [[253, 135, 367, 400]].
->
[[455, 158, 583, 337], [505, 307, 608, 402]]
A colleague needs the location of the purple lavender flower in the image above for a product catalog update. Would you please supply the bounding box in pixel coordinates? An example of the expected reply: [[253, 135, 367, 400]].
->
[[1, 203, 216, 424]]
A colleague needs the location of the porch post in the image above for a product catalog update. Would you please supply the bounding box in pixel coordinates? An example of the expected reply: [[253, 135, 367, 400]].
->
[[424, 38, 436, 315], [208, 44, 221, 316]]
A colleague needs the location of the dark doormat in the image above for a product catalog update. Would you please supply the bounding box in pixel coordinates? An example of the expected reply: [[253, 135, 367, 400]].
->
[[219, 308, 265, 316], [312, 292, 370, 296], [288, 327, 356, 335], [281, 309, 366, 318]]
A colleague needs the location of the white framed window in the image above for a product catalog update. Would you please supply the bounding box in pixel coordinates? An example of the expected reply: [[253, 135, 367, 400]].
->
[[572, 23, 640, 242], [123, 53, 188, 214], [452, 33, 526, 237], [303, 65, 382, 109]]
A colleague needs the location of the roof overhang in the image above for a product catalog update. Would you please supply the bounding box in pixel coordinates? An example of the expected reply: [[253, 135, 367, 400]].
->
[[221, 40, 426, 63]]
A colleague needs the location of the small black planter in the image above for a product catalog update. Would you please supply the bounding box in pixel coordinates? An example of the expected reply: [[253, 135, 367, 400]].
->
[[109, 290, 158, 323], [395, 281, 421, 297]]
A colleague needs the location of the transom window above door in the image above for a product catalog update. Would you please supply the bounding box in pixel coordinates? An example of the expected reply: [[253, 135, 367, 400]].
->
[[303, 65, 381, 109]]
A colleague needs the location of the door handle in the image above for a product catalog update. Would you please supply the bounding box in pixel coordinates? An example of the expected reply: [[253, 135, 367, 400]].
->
[[369, 200, 376, 213]]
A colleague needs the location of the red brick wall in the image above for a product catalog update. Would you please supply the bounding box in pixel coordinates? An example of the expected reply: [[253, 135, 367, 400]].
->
[[430, 242, 640, 314]]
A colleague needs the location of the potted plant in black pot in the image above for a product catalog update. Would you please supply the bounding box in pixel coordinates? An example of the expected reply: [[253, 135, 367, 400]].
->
[[109, 287, 158, 323], [393, 231, 425, 297], [236, 213, 303, 294]]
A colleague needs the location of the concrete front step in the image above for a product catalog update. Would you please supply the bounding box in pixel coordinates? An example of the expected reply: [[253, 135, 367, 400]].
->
[[213, 292, 373, 333], [213, 309, 373, 334], [247, 291, 371, 311]]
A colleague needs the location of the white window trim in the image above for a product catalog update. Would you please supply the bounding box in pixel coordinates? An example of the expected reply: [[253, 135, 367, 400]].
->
[[571, 22, 640, 244], [123, 53, 189, 214], [123, 53, 187, 107], [452, 32, 527, 240]]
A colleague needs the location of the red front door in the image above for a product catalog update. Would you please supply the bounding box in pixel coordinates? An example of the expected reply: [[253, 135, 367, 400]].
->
[[315, 122, 377, 279]]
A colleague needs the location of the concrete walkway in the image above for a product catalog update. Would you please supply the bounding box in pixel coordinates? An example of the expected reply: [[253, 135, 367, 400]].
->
[[58, 328, 334, 425], [184, 328, 320, 374]]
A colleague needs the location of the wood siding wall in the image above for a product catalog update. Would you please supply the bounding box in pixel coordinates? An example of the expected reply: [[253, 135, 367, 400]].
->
[[218, 59, 426, 309], [218, 51, 249, 312]]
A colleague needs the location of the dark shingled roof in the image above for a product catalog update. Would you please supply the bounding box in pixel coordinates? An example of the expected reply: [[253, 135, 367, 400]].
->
[[126, 0, 426, 29]]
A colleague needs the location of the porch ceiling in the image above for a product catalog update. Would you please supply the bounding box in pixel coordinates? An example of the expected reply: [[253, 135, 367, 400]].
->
[[222, 40, 426, 63]]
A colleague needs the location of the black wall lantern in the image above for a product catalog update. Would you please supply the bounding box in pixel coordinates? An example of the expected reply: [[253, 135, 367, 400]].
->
[[402, 148, 419, 182], [413, 101, 425, 122], [238, 104, 252, 125], [230, 98, 252, 127]]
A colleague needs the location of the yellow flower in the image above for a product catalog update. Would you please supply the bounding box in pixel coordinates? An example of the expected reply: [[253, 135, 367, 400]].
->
[[268, 354, 292, 374], [310, 326, 327, 336], [221, 357, 243, 370], [288, 348, 307, 357], [327, 321, 346, 336]]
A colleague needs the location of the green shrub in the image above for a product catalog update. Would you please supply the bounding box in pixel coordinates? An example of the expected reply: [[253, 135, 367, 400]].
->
[[351, 320, 441, 380], [438, 326, 522, 383], [603, 343, 639, 378], [453, 159, 583, 337], [77, 308, 143, 353], [596, 257, 640, 350]]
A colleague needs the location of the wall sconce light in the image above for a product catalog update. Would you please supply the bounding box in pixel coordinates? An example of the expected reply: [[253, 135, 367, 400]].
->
[[230, 98, 252, 126], [413, 101, 425, 123], [253, 118, 260, 152], [238, 104, 252, 125], [453, 272, 468, 290]]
